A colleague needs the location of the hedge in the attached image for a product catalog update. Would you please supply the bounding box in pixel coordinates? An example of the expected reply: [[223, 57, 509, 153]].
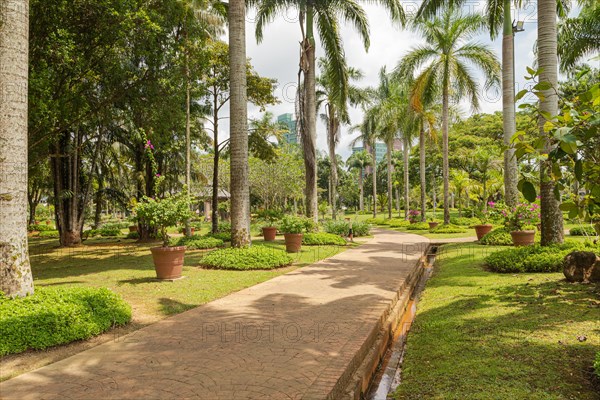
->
[[450, 217, 481, 227], [171, 235, 224, 249], [201, 246, 293, 270], [0, 287, 131, 355], [302, 232, 346, 246], [27, 224, 55, 232], [569, 226, 597, 236], [429, 224, 467, 234], [322, 220, 370, 237], [406, 222, 430, 230]]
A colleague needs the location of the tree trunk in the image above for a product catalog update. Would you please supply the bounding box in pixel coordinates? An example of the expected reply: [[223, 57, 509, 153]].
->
[[538, 0, 564, 245], [419, 127, 426, 221], [387, 145, 392, 219], [403, 137, 410, 220], [358, 168, 364, 211], [93, 175, 103, 229], [229, 0, 250, 247], [302, 9, 318, 222], [327, 114, 338, 220], [211, 130, 219, 234], [372, 145, 377, 217], [502, 0, 519, 208], [442, 81, 450, 224], [0, 0, 34, 297], [432, 172, 437, 217], [395, 186, 400, 217], [184, 31, 192, 237]]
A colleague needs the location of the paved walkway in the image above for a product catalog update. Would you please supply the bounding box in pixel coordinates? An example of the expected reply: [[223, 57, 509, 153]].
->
[[0, 229, 429, 400]]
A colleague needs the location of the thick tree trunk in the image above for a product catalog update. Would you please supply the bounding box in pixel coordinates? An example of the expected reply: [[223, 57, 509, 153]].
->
[[229, 0, 250, 247], [419, 127, 426, 221], [93, 176, 103, 229], [0, 0, 34, 297], [403, 137, 409, 220], [184, 37, 192, 237], [387, 146, 392, 219], [211, 130, 219, 234], [442, 82, 450, 225], [538, 0, 564, 245], [502, 1, 519, 207], [358, 168, 364, 211]]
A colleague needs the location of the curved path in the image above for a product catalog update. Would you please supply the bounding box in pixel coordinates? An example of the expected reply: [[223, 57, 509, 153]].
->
[[0, 229, 429, 400]]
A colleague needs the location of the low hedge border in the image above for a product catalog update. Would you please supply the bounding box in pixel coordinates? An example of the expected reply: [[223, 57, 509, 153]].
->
[[429, 224, 467, 234], [569, 226, 598, 236], [0, 287, 131, 356], [171, 235, 225, 249], [302, 232, 346, 246], [201, 246, 293, 270]]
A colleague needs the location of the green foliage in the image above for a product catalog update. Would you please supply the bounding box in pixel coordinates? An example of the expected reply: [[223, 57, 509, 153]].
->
[[595, 352, 600, 379], [322, 220, 370, 237], [257, 209, 283, 226], [479, 227, 513, 246], [134, 192, 193, 246], [450, 217, 481, 227], [98, 226, 121, 237], [388, 218, 410, 228], [170, 235, 224, 250], [0, 287, 131, 356], [102, 222, 130, 230], [126, 231, 140, 240], [365, 217, 389, 225], [485, 242, 599, 273], [569, 226, 598, 236], [302, 232, 346, 246], [217, 221, 231, 233], [503, 203, 541, 232], [204, 232, 231, 242], [429, 224, 467, 234], [406, 222, 430, 230], [38, 230, 60, 238], [201, 246, 293, 270], [279, 216, 314, 234], [27, 224, 55, 232]]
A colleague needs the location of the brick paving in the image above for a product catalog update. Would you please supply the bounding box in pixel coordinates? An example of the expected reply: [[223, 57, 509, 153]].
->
[[0, 229, 428, 400]]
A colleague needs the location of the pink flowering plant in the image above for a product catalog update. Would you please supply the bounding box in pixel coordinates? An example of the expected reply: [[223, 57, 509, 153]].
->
[[503, 202, 540, 232], [408, 210, 421, 223]]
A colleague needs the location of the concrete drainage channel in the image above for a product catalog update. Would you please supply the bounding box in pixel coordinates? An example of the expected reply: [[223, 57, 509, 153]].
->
[[363, 244, 440, 400]]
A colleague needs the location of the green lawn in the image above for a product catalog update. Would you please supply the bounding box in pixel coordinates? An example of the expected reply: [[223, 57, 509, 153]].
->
[[394, 244, 599, 399], [29, 236, 354, 322]]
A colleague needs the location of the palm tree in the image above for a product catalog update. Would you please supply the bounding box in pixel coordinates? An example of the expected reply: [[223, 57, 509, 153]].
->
[[229, 0, 250, 247], [0, 0, 35, 297], [410, 104, 437, 221], [251, 0, 406, 221], [317, 58, 365, 220], [558, 2, 600, 72], [395, 7, 500, 224], [350, 110, 379, 217], [538, 0, 564, 245], [450, 170, 470, 218], [473, 149, 500, 212], [347, 151, 372, 212]]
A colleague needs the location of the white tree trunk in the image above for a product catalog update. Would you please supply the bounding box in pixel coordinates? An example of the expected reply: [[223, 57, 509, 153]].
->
[[0, 0, 34, 297]]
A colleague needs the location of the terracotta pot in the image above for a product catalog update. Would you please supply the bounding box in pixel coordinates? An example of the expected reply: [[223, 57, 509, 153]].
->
[[45, 220, 52, 225], [510, 230, 535, 247], [129, 225, 138, 233], [150, 246, 186, 279], [190, 227, 195, 235], [284, 233, 303, 253], [410, 220, 417, 224], [428, 222, 439, 229], [34, 221, 40, 225], [474, 224, 493, 241], [262, 226, 277, 242]]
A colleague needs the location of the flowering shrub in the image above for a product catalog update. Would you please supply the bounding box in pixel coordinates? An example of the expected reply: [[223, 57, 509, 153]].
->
[[408, 210, 421, 223], [134, 192, 193, 246], [502, 203, 540, 232]]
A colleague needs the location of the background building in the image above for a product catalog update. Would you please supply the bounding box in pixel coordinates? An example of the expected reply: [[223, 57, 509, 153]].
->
[[277, 113, 298, 145]]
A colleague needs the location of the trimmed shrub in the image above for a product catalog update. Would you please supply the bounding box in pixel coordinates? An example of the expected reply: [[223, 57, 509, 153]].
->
[[0, 287, 131, 356], [39, 230, 60, 238], [126, 231, 140, 240], [302, 232, 346, 246], [406, 222, 430, 230], [429, 224, 467, 234], [450, 217, 481, 227], [217, 221, 231, 232], [388, 219, 411, 228], [569, 226, 597, 236], [322, 220, 370, 237], [484, 242, 599, 273], [205, 232, 231, 242], [102, 222, 130, 230], [201, 246, 293, 270], [365, 217, 389, 225], [98, 227, 121, 237], [171, 235, 224, 249], [27, 224, 55, 232]]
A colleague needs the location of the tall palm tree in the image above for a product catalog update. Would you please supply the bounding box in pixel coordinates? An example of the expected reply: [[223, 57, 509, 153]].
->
[[250, 0, 406, 221], [410, 103, 437, 221], [558, 1, 599, 72], [317, 58, 365, 220], [229, 0, 250, 247], [350, 110, 379, 217], [538, 0, 564, 245], [0, 0, 35, 297], [395, 7, 500, 224], [347, 150, 372, 212], [451, 170, 470, 218]]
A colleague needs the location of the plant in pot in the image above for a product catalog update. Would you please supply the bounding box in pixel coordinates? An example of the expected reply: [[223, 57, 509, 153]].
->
[[504, 202, 540, 246], [473, 202, 495, 240], [408, 210, 421, 224], [428, 218, 439, 230], [258, 209, 282, 241], [134, 192, 193, 279], [279, 216, 307, 253]]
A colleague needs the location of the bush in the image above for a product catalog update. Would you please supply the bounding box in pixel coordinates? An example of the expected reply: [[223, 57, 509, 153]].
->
[[27, 224, 55, 232], [201, 246, 293, 270], [406, 222, 430, 230], [450, 217, 481, 227], [322, 220, 370, 237], [280, 216, 314, 234], [204, 232, 232, 242], [388, 218, 410, 228], [0, 287, 131, 355], [38, 230, 60, 238], [484, 242, 599, 273], [569, 226, 597, 236], [480, 227, 540, 246], [171, 235, 224, 249], [594, 352, 600, 379], [102, 222, 130, 230], [98, 226, 121, 237], [217, 221, 231, 232], [302, 232, 346, 246], [429, 224, 467, 234], [126, 231, 140, 240], [365, 217, 389, 225]]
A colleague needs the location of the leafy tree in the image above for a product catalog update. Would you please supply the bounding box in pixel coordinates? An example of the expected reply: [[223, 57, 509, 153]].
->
[[346, 150, 372, 211]]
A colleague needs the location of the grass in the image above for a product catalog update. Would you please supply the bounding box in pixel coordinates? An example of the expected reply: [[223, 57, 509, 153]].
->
[[394, 244, 600, 400]]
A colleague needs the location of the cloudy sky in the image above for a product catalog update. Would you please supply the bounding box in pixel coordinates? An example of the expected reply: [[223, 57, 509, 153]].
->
[[235, 3, 544, 159]]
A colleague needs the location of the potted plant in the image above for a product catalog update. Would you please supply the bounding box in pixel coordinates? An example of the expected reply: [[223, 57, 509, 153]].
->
[[504, 202, 540, 246], [408, 210, 421, 224], [258, 209, 282, 241], [134, 192, 193, 279], [279, 216, 306, 253], [128, 225, 138, 233], [474, 203, 494, 240], [428, 218, 439, 229]]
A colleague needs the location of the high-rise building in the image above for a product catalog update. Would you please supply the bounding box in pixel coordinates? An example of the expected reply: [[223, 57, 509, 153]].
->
[[277, 113, 298, 145]]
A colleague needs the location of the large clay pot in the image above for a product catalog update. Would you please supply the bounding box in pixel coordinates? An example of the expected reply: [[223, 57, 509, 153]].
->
[[474, 224, 493, 241], [510, 230, 535, 247], [150, 246, 186, 279], [262, 226, 277, 241], [428, 222, 439, 229], [46, 220, 52, 225], [284, 233, 303, 253], [129, 225, 138, 233]]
